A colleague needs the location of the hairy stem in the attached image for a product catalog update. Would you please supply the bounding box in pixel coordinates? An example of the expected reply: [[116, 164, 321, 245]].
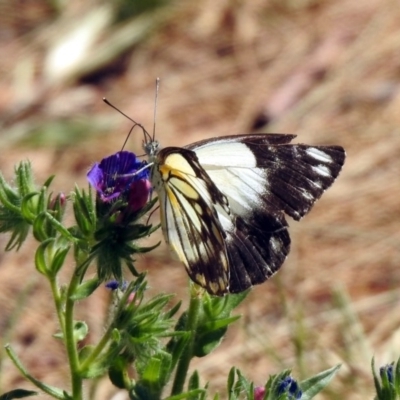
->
[[171, 293, 202, 395]]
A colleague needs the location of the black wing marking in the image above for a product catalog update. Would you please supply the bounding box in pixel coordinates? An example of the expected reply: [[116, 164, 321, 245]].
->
[[226, 212, 290, 293], [250, 142, 345, 220]]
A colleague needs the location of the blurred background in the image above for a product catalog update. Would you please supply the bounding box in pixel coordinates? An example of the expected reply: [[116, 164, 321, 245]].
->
[[1, 0, 400, 398]]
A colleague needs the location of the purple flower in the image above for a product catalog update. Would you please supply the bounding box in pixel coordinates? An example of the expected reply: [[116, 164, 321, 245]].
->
[[105, 280, 128, 291], [277, 376, 302, 399], [105, 280, 120, 290], [87, 151, 151, 212]]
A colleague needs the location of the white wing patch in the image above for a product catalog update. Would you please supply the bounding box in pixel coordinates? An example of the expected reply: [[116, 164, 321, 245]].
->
[[193, 142, 267, 215], [305, 147, 333, 163], [312, 164, 331, 177], [205, 168, 266, 213], [194, 141, 257, 168]]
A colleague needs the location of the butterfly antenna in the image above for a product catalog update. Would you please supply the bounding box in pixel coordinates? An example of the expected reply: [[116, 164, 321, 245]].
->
[[102, 98, 152, 150], [152, 77, 160, 141]]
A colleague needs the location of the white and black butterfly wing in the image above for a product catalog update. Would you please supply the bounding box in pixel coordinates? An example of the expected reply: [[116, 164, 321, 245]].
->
[[151, 147, 233, 295], [187, 134, 346, 293]]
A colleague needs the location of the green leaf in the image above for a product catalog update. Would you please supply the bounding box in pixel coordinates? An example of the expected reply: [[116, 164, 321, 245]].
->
[[42, 175, 55, 188], [166, 332, 191, 373], [50, 245, 71, 276], [32, 212, 51, 242], [72, 186, 96, 237], [15, 161, 36, 197], [395, 357, 400, 394], [193, 327, 227, 357], [111, 328, 121, 343], [203, 291, 249, 319], [0, 389, 38, 399], [78, 345, 94, 363], [188, 370, 200, 391], [2, 218, 30, 251], [300, 364, 341, 400], [227, 367, 236, 396], [70, 278, 101, 301], [42, 211, 76, 242], [81, 361, 109, 380], [142, 357, 162, 384], [192, 292, 244, 357], [73, 321, 89, 342], [34, 239, 53, 276], [134, 350, 173, 398], [0, 173, 20, 213], [4, 345, 67, 399], [20, 192, 39, 223], [133, 241, 161, 254], [108, 356, 131, 389], [34, 238, 70, 277], [227, 368, 254, 400]]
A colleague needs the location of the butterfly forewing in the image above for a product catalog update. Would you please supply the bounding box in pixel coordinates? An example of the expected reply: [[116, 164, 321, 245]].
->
[[151, 147, 232, 295], [188, 134, 346, 220]]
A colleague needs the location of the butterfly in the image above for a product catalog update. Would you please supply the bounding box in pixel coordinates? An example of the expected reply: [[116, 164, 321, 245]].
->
[[142, 132, 345, 296]]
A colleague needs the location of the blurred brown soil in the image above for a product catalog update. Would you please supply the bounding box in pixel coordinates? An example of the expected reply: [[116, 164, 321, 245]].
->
[[1, 0, 400, 399]]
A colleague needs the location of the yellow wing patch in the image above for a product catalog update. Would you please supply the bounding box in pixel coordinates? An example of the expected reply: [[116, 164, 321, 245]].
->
[[153, 147, 231, 295]]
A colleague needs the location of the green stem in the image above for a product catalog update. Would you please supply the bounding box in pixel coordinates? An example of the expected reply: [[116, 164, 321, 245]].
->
[[49, 277, 66, 335], [64, 271, 83, 400], [171, 293, 202, 396], [79, 322, 114, 372], [80, 281, 136, 372]]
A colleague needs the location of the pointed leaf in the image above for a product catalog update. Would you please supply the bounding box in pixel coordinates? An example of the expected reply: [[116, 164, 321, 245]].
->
[[0, 389, 38, 399], [108, 356, 130, 389], [34, 239, 53, 276], [188, 370, 200, 391], [194, 316, 240, 357], [49, 245, 71, 276], [300, 364, 341, 400], [70, 278, 101, 301], [20, 193, 39, 223]]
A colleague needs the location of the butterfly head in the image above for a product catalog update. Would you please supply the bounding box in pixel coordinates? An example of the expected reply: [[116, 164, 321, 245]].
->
[[143, 138, 160, 162]]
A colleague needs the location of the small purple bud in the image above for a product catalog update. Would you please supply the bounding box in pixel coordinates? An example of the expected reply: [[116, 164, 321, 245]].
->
[[49, 192, 66, 210], [105, 280, 128, 291], [128, 178, 152, 212], [105, 280, 120, 290], [254, 386, 265, 400]]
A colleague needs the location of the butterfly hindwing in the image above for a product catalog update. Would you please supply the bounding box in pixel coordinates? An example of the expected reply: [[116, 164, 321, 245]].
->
[[225, 211, 290, 293]]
